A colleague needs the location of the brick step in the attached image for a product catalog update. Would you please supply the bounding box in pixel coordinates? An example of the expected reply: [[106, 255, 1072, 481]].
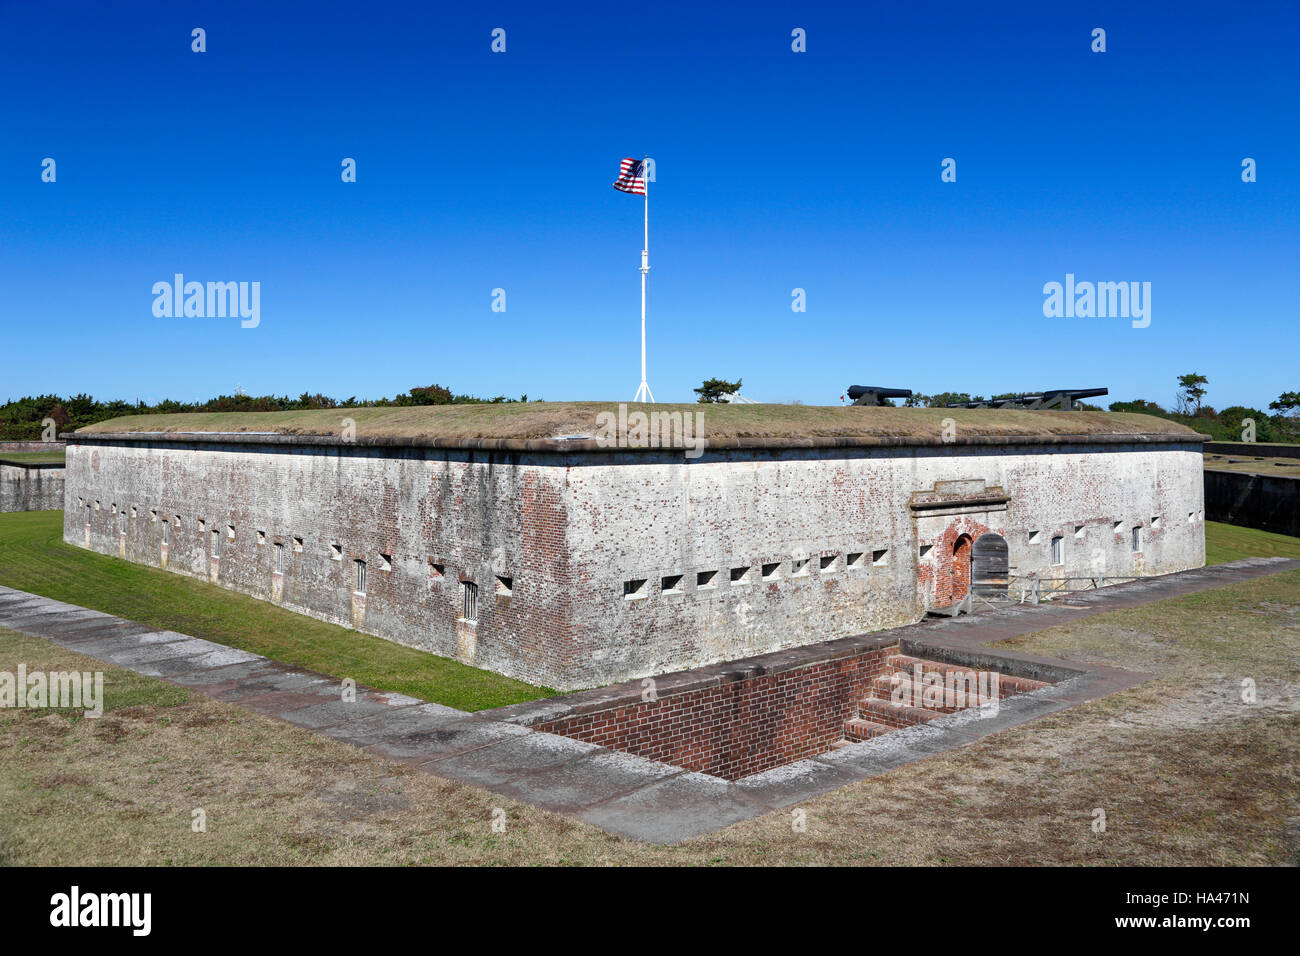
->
[[858, 696, 942, 729], [843, 718, 893, 742], [865, 677, 985, 714], [827, 738, 855, 750], [885, 654, 1050, 696]]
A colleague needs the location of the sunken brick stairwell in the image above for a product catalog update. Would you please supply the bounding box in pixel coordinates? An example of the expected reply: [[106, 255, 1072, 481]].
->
[[839, 653, 1050, 744]]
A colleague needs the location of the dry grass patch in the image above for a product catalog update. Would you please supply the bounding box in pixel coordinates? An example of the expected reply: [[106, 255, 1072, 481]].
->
[[2, 569, 1296, 865], [75, 404, 1200, 443]]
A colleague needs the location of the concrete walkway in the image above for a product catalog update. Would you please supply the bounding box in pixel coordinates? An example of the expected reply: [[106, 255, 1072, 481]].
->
[[0, 556, 1295, 844]]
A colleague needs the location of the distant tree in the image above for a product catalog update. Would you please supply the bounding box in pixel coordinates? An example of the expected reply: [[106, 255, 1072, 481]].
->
[[695, 377, 743, 403], [1219, 406, 1274, 442], [1269, 391, 1300, 415], [1109, 399, 1166, 414], [1176, 373, 1208, 415], [921, 392, 973, 408]]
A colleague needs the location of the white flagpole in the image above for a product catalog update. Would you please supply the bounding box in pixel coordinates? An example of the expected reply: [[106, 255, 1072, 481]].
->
[[634, 156, 654, 403]]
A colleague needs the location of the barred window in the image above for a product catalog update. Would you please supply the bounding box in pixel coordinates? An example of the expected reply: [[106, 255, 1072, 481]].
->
[[355, 559, 366, 593], [461, 581, 478, 623]]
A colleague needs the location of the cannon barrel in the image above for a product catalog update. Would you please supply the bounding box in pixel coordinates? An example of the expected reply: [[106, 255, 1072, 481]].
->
[[847, 385, 913, 401]]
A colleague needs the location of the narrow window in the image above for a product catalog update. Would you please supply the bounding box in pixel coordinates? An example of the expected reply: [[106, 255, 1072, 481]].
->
[[696, 570, 718, 590], [119, 514, 126, 534], [1027, 530, 1041, 544], [150, 509, 157, 523], [211, 530, 221, 557], [293, 536, 304, 553], [1051, 536, 1063, 566], [257, 530, 266, 546], [662, 573, 683, 594], [85, 504, 91, 525], [162, 520, 169, 544], [918, 545, 932, 559], [428, 559, 444, 581], [330, 544, 343, 561], [872, 548, 888, 566], [494, 575, 512, 598], [1151, 515, 1161, 529], [846, 551, 865, 569], [378, 552, 392, 572], [461, 580, 479, 622], [820, 554, 837, 573], [354, 559, 366, 593], [623, 578, 648, 600], [761, 562, 781, 581], [1113, 520, 1123, 532], [275, 542, 285, 573], [227, 524, 235, 539], [130, 506, 137, 519], [791, 558, 810, 577], [1131, 526, 1142, 553], [1074, 525, 1085, 538], [730, 565, 751, 586]]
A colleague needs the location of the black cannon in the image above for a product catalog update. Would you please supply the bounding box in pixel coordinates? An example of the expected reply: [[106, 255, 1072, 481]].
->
[[847, 385, 913, 407], [946, 388, 1108, 411]]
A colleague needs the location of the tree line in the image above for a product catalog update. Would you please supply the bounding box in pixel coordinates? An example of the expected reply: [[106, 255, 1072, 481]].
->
[[0, 386, 530, 441]]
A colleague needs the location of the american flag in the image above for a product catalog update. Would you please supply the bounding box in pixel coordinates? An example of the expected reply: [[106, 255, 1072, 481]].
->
[[612, 157, 646, 195]]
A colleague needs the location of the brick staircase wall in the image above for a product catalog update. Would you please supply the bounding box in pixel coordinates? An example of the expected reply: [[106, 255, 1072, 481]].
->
[[535, 642, 900, 780]]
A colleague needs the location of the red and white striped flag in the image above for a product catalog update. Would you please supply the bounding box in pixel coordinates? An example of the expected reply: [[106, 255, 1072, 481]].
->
[[612, 157, 646, 195]]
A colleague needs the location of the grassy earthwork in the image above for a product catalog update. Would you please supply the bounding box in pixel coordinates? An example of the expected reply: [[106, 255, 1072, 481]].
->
[[0, 510, 551, 710]]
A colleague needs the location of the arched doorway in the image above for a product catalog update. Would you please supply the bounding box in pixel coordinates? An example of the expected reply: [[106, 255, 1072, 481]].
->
[[972, 533, 1009, 598], [951, 534, 973, 603]]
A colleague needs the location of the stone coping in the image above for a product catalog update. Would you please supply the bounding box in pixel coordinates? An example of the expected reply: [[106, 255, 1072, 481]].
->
[[63, 430, 1208, 455]]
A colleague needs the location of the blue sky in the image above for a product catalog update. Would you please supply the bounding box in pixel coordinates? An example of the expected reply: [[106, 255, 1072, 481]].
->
[[2, 0, 1297, 409]]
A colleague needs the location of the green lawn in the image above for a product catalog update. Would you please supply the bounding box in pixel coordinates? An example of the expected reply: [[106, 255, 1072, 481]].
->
[[1204, 519, 1300, 565], [0, 511, 551, 710], [0, 451, 65, 465]]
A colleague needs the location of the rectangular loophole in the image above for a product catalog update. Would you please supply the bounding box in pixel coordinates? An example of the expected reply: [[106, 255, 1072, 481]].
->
[[624, 578, 647, 600], [730, 566, 751, 586], [819, 554, 837, 573], [429, 559, 444, 581], [495, 575, 512, 598], [846, 552, 865, 569], [696, 570, 718, 590], [918, 544, 932, 559], [761, 562, 781, 581], [872, 549, 888, 566], [791, 558, 810, 577], [461, 580, 478, 622], [661, 574, 683, 595]]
